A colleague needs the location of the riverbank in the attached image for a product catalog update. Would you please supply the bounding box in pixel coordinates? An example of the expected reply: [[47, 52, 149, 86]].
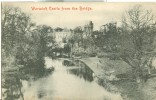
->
[[78, 57, 132, 80], [77, 57, 156, 100]]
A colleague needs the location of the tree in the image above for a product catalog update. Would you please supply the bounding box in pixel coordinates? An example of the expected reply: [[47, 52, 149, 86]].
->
[[64, 43, 71, 57], [100, 22, 119, 52], [82, 36, 94, 50], [74, 26, 83, 33], [36, 25, 53, 53], [2, 6, 34, 54], [119, 5, 156, 83], [2, 6, 36, 68], [1, 6, 44, 100], [2, 6, 55, 70]]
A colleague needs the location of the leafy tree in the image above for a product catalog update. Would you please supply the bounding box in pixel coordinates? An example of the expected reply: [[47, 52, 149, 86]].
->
[[100, 22, 119, 52], [82, 36, 94, 50], [64, 43, 71, 57], [2, 6, 55, 70], [36, 25, 53, 54], [2, 6, 35, 68], [74, 26, 83, 33], [68, 26, 83, 48]]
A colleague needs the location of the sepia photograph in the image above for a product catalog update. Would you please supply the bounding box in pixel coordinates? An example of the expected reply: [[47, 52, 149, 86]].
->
[[1, 2, 156, 100]]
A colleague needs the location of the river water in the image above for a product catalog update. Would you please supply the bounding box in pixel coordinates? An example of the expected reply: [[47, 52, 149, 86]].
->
[[2, 57, 123, 100]]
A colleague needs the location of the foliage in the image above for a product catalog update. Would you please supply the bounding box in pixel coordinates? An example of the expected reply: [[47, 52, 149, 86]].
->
[[119, 5, 156, 82], [2, 6, 55, 70], [64, 43, 71, 54], [81, 36, 94, 50], [96, 23, 119, 52]]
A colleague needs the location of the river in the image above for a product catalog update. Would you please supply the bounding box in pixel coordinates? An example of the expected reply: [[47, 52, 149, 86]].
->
[[2, 57, 123, 100]]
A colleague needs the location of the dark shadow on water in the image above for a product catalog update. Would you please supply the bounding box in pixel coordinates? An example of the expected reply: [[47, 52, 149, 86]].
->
[[63, 60, 75, 66], [63, 60, 94, 82], [2, 73, 24, 100], [68, 67, 94, 82], [2, 67, 54, 100]]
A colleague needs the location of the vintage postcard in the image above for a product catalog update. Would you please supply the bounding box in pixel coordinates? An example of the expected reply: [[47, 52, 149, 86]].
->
[[1, 2, 156, 100]]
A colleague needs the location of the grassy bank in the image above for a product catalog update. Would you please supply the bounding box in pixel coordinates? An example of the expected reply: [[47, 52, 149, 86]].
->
[[79, 57, 156, 100]]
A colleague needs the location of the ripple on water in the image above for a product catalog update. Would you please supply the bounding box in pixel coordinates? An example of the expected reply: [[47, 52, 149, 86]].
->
[[22, 58, 123, 100]]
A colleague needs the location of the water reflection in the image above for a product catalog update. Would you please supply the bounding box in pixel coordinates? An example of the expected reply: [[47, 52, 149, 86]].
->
[[2, 57, 123, 100], [63, 60, 75, 66], [2, 73, 24, 100], [36, 83, 47, 99], [2, 66, 53, 100], [63, 60, 94, 82]]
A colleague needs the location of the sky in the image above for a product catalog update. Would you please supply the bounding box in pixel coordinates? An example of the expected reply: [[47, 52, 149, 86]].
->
[[2, 2, 156, 30]]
